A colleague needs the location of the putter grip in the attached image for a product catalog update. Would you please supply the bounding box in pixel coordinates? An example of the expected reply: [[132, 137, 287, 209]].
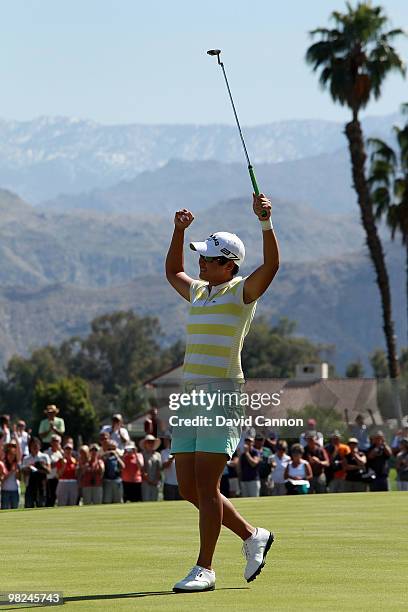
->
[[248, 165, 267, 217]]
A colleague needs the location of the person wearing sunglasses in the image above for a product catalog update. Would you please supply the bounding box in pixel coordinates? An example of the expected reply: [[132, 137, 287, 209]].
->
[[165, 193, 279, 593]]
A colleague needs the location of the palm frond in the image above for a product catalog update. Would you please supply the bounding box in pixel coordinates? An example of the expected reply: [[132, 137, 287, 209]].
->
[[305, 2, 405, 114], [368, 137, 397, 165], [371, 186, 392, 220]]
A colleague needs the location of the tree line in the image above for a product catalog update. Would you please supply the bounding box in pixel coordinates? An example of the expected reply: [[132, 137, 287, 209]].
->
[[0, 312, 326, 436]]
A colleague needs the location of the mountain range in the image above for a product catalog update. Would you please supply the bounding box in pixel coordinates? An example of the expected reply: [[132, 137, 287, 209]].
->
[[0, 113, 401, 202], [0, 112, 405, 376]]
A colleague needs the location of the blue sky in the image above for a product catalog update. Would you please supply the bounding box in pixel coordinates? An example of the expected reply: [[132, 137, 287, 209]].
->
[[1, 0, 407, 125]]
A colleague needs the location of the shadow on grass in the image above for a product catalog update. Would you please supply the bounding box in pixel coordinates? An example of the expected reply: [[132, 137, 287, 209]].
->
[[0, 588, 249, 609]]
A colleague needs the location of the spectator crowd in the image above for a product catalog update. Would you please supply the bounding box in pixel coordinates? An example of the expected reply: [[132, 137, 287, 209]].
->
[[0, 410, 407, 509], [0, 409, 180, 509], [224, 416, 408, 497]]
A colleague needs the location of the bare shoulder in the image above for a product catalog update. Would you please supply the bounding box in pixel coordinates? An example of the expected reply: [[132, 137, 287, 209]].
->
[[166, 271, 195, 301]]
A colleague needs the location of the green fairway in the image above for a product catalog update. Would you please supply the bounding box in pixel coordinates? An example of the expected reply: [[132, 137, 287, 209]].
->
[[2, 493, 407, 611]]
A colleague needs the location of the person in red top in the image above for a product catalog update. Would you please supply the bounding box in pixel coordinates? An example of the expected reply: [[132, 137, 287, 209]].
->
[[79, 444, 105, 505], [56, 442, 78, 506], [122, 443, 144, 502], [325, 432, 350, 493]]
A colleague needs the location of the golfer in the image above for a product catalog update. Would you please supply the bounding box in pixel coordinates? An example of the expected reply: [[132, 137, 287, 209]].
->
[[165, 193, 279, 592]]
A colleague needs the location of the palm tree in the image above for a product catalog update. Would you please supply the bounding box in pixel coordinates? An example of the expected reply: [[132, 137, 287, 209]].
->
[[305, 2, 405, 383], [368, 105, 408, 346]]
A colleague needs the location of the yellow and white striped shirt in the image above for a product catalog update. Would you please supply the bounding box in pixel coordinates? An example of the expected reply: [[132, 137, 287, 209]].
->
[[183, 276, 257, 381]]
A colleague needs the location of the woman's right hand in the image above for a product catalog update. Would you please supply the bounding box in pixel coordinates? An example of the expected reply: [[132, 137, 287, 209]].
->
[[174, 209, 194, 230]]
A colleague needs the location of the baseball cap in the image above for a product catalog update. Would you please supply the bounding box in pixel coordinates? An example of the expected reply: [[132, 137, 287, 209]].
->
[[348, 437, 359, 444], [190, 232, 245, 266]]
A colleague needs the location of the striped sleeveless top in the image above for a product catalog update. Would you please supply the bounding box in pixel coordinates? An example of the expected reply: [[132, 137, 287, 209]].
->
[[183, 276, 257, 381]]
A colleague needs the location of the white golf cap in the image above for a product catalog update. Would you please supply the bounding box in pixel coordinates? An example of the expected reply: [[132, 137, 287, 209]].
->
[[190, 232, 245, 266]]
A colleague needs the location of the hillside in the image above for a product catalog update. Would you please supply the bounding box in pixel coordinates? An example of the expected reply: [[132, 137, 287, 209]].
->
[[42, 151, 356, 216], [0, 244, 404, 374], [0, 190, 365, 288]]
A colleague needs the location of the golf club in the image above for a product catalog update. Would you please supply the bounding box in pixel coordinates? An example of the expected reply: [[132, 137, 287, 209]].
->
[[207, 49, 266, 216]]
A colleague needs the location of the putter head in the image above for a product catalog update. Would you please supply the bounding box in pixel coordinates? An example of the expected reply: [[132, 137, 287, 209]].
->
[[207, 49, 222, 64]]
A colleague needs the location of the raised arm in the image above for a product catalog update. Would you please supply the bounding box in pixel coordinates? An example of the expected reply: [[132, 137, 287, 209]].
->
[[165, 209, 195, 301], [243, 194, 280, 304]]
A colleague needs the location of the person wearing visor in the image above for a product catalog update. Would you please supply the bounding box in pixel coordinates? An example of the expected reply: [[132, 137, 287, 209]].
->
[[165, 193, 279, 593]]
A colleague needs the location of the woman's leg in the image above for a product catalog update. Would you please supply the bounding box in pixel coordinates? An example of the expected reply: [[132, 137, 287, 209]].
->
[[176, 453, 255, 550], [194, 452, 226, 568]]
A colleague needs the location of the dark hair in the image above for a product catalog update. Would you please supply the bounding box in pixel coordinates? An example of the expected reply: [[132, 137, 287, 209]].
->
[[29, 437, 41, 449], [5, 444, 18, 470], [291, 443, 304, 455]]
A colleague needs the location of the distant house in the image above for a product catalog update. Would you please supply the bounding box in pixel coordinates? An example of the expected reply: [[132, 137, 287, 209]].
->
[[127, 362, 382, 438]]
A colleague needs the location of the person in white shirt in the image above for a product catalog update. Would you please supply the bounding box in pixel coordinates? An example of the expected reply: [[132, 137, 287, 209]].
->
[[15, 420, 29, 457], [269, 440, 291, 496], [0, 414, 11, 444], [45, 434, 63, 506], [22, 437, 51, 507], [100, 414, 130, 451], [299, 419, 324, 448], [161, 435, 182, 501], [284, 444, 313, 495]]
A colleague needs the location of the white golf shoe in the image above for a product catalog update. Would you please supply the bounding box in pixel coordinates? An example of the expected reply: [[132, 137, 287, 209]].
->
[[173, 565, 216, 593], [242, 527, 274, 582]]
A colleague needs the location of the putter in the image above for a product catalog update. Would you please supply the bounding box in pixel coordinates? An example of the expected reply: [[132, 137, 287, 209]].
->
[[207, 49, 266, 216]]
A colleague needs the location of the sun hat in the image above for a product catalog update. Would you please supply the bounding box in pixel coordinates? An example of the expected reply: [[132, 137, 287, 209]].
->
[[190, 232, 245, 266], [139, 434, 160, 451], [44, 404, 59, 415]]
